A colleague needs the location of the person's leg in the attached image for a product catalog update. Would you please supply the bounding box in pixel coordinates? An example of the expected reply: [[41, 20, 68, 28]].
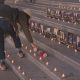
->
[[0, 30, 5, 60], [10, 27, 21, 48], [0, 18, 24, 58], [9, 25, 25, 58], [0, 18, 12, 70], [0, 29, 7, 70]]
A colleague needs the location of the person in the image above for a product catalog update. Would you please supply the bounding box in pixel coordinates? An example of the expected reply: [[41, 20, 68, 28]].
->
[[0, 4, 38, 70]]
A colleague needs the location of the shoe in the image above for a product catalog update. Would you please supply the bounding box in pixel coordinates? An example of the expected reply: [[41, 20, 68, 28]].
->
[[17, 50, 25, 58], [0, 61, 7, 71]]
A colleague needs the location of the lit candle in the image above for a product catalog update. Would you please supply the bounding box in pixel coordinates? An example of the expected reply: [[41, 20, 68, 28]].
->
[[68, 21, 70, 23], [29, 78, 32, 80], [33, 31, 35, 33], [58, 19, 60, 21], [45, 62, 49, 65], [39, 57, 42, 60], [4, 50, 7, 54], [74, 22, 76, 25], [67, 45, 69, 48], [40, 33, 41, 35], [18, 66, 21, 70], [51, 38, 53, 41], [29, 49, 32, 53], [33, 53, 36, 57], [63, 20, 64, 22], [44, 35, 45, 38], [54, 68, 57, 72], [25, 46, 28, 50], [75, 49, 77, 52], [7, 54, 10, 58], [22, 44, 24, 47], [5, 51, 7, 54], [22, 72, 25, 75], [61, 73, 65, 78], [11, 60, 14, 64], [58, 42, 61, 44]]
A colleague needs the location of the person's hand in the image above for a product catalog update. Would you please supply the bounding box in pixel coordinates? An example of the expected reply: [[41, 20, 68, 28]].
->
[[31, 42, 38, 52]]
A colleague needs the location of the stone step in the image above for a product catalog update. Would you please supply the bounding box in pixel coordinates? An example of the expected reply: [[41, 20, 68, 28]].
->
[[0, 63, 19, 80], [5, 37, 59, 80], [19, 32, 80, 80], [31, 31, 80, 72]]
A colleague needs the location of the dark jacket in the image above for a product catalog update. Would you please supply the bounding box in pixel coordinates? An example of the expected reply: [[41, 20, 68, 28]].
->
[[0, 4, 19, 25], [0, 4, 33, 43], [0, 0, 5, 4], [17, 10, 33, 43]]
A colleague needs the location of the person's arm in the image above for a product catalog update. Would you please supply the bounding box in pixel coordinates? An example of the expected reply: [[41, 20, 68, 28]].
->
[[22, 23, 33, 43], [18, 11, 33, 43], [18, 11, 38, 51], [22, 22, 38, 51]]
